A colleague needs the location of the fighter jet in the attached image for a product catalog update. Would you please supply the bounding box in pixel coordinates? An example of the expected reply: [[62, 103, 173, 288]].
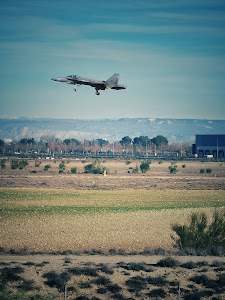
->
[[51, 73, 126, 95]]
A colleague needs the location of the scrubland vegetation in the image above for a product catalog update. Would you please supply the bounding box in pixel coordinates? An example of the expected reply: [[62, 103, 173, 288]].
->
[[0, 159, 225, 299]]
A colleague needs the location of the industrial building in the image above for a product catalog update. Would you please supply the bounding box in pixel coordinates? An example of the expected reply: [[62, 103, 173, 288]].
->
[[192, 134, 225, 158]]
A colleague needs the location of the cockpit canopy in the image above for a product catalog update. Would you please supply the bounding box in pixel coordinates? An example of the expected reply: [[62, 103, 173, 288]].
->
[[67, 75, 77, 78]]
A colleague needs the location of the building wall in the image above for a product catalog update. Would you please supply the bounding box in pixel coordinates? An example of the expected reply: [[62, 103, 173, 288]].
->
[[194, 134, 225, 157]]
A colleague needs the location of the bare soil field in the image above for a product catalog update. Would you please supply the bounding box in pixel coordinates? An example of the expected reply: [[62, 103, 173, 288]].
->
[[0, 159, 225, 299], [0, 159, 225, 190]]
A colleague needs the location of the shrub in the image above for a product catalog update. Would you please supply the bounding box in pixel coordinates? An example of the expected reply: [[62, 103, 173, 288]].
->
[[92, 276, 111, 286], [98, 264, 114, 275], [190, 274, 214, 288], [182, 164, 186, 168], [68, 266, 98, 277], [35, 161, 41, 167], [118, 262, 153, 272], [140, 161, 150, 173], [181, 261, 198, 269], [156, 257, 179, 268], [59, 162, 65, 169], [84, 160, 108, 174], [200, 168, 205, 173], [146, 288, 167, 298], [11, 159, 19, 169], [206, 168, 212, 173], [1, 159, 6, 169], [147, 276, 168, 286], [171, 210, 225, 253], [97, 287, 107, 294], [11, 159, 29, 170], [79, 281, 92, 289], [132, 165, 139, 173], [126, 160, 131, 165], [169, 165, 178, 174], [1, 266, 24, 283], [125, 276, 147, 292], [59, 169, 64, 174], [43, 270, 71, 289], [71, 167, 77, 174], [44, 164, 51, 171], [31, 170, 37, 173], [106, 283, 122, 293], [17, 279, 36, 291]]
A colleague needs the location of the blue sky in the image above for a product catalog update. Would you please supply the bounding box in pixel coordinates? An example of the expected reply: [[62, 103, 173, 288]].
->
[[1, 0, 225, 120]]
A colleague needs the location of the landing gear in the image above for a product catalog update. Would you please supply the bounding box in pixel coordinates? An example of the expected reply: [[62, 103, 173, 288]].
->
[[74, 88, 76, 92], [95, 88, 100, 95]]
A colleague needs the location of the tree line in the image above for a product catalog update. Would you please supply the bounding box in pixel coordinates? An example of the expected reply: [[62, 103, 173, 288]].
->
[[0, 135, 191, 157]]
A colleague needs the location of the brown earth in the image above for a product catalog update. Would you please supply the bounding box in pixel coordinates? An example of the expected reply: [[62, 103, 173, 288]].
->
[[0, 254, 224, 299], [1, 159, 225, 190], [0, 159, 225, 299]]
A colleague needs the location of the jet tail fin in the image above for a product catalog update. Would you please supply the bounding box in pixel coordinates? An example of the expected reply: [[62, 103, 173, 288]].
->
[[105, 74, 120, 86]]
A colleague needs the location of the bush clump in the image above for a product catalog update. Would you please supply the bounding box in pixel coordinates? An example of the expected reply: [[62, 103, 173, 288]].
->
[[156, 257, 179, 268], [169, 165, 178, 174], [140, 161, 150, 173], [43, 270, 71, 289], [84, 160, 108, 174], [132, 165, 139, 174], [0, 159, 6, 169], [44, 164, 51, 171], [171, 210, 225, 254], [71, 167, 77, 174], [11, 159, 29, 170], [125, 276, 147, 292], [146, 288, 167, 298]]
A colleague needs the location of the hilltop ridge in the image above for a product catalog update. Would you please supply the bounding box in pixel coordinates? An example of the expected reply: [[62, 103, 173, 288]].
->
[[0, 117, 225, 142]]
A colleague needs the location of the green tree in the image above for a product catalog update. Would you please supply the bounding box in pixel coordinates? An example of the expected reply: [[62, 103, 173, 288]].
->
[[20, 138, 36, 145], [151, 135, 168, 147], [140, 161, 150, 173], [96, 139, 109, 147], [119, 136, 132, 147], [63, 138, 80, 146], [133, 136, 151, 148]]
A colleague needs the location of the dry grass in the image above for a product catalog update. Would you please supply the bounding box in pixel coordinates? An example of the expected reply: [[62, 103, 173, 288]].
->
[[1, 160, 225, 190], [0, 159, 225, 300], [0, 188, 224, 252], [0, 255, 225, 299]]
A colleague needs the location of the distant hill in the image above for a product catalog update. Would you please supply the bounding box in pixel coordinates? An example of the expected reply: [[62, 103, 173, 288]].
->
[[0, 117, 225, 142]]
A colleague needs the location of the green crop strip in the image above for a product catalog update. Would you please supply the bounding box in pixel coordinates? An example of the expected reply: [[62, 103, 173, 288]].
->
[[1, 188, 224, 216]]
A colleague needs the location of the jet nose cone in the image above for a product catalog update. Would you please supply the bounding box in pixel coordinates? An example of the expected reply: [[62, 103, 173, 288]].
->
[[51, 78, 58, 81]]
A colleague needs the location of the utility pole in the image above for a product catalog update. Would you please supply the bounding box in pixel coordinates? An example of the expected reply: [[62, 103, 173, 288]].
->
[[112, 137, 114, 156], [146, 136, 148, 157], [217, 138, 219, 158], [181, 142, 183, 158], [64, 284, 67, 300]]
